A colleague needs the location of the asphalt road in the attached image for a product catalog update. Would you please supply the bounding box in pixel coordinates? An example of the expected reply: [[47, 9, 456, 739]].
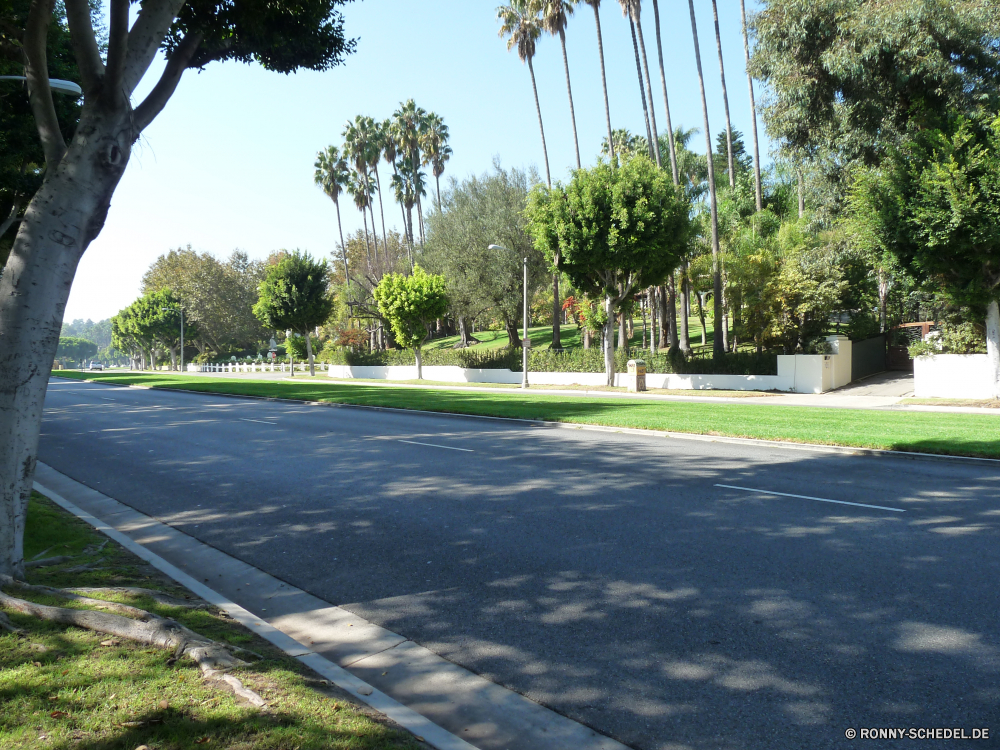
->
[[39, 378, 1000, 749]]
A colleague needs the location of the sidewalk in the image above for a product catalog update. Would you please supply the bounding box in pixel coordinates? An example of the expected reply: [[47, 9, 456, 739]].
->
[[33, 462, 628, 750]]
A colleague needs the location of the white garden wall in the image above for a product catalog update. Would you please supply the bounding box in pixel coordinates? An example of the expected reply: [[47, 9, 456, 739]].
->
[[914, 354, 993, 399]]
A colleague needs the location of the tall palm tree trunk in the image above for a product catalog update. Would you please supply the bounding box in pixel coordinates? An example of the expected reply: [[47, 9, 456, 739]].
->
[[798, 168, 805, 217], [629, 19, 655, 160], [435, 173, 442, 213], [633, 17, 662, 168], [334, 198, 349, 287], [559, 29, 582, 170], [360, 209, 373, 276], [687, 0, 725, 359], [740, 0, 763, 211], [651, 0, 679, 183], [711, 0, 735, 188], [592, 4, 615, 165], [373, 165, 390, 268], [527, 57, 552, 188]]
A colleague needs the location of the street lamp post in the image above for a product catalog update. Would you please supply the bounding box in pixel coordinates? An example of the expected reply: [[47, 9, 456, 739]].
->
[[0, 76, 83, 97]]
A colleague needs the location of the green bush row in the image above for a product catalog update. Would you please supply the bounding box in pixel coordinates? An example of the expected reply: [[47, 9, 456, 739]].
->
[[322, 345, 777, 376]]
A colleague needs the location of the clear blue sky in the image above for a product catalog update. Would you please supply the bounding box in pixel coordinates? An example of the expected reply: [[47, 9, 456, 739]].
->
[[65, 0, 770, 323]]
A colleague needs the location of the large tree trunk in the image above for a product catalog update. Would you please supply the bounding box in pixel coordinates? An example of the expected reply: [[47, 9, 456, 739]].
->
[[305, 331, 315, 376], [415, 345, 423, 380], [603, 296, 616, 387], [711, 0, 735, 188], [740, 0, 763, 211], [667, 277, 679, 352], [679, 269, 691, 354], [591, 4, 615, 166], [687, 0, 725, 359], [0, 108, 130, 578], [618, 309, 626, 348], [527, 58, 552, 188], [987, 301, 1000, 399], [559, 30, 581, 170], [504, 318, 522, 349], [455, 316, 476, 348], [651, 0, 679, 184], [551, 272, 562, 350]]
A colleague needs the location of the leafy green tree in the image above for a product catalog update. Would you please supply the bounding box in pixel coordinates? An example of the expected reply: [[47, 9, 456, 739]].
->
[[55, 336, 97, 366], [372, 265, 449, 379], [0, 0, 356, 578], [526, 155, 691, 384], [253, 251, 333, 376], [750, 0, 1000, 165], [422, 164, 547, 349], [851, 114, 1000, 394]]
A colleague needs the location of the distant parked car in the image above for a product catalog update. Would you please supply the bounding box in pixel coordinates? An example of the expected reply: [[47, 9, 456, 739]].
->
[[88, 361, 104, 370]]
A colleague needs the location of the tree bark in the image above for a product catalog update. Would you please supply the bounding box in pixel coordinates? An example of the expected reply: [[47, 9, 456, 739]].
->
[[305, 331, 315, 376], [504, 318, 522, 349], [651, 0, 679, 184], [558, 29, 581, 170], [711, 0, 735, 188], [0, 106, 131, 578], [603, 296, 616, 386], [687, 0, 725, 359], [987, 301, 1000, 399], [592, 4, 615, 166], [798, 168, 805, 218], [740, 0, 763, 211], [633, 16, 662, 168], [415, 345, 422, 380], [679, 269, 691, 353], [527, 57, 552, 189], [551, 272, 561, 350], [372, 164, 389, 270], [629, 19, 655, 160], [618, 309, 626, 348], [334, 197, 350, 288], [667, 277, 679, 351], [455, 316, 476, 348]]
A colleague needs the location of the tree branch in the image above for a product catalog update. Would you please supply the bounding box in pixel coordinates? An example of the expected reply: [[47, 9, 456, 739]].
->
[[133, 31, 203, 133], [102, 0, 131, 98], [122, 0, 187, 97], [64, 0, 105, 94], [24, 0, 66, 166]]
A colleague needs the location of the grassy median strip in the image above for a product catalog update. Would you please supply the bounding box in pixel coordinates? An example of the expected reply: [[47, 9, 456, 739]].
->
[[0, 492, 423, 750], [56, 371, 1000, 459]]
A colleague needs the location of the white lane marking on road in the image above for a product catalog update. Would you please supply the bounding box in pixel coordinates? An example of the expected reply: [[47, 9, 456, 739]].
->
[[714, 483, 906, 513], [398, 439, 474, 452], [240, 418, 277, 426]]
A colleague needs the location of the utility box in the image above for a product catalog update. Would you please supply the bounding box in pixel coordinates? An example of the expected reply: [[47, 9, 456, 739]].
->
[[627, 359, 646, 392]]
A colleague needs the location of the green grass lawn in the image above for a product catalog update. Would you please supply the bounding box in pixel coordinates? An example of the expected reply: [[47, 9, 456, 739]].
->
[[0, 493, 422, 750], [56, 371, 1000, 459]]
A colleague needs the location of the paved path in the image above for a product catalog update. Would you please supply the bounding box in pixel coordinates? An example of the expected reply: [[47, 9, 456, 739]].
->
[[40, 378, 1000, 749]]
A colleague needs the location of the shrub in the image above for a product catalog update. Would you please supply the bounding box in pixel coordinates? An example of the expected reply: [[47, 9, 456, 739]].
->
[[909, 321, 986, 357]]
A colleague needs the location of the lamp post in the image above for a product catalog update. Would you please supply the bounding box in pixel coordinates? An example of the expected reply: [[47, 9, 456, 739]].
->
[[0, 76, 83, 97], [488, 244, 528, 388], [161, 306, 184, 372]]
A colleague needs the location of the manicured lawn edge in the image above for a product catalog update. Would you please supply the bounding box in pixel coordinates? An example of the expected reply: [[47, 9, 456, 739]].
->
[[0, 492, 423, 750], [53, 371, 1000, 459]]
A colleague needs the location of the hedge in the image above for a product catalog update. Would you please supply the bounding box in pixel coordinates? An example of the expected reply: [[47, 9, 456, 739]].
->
[[322, 346, 777, 376]]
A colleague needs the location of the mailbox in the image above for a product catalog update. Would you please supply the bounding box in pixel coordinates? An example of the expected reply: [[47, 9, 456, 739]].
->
[[627, 359, 646, 392]]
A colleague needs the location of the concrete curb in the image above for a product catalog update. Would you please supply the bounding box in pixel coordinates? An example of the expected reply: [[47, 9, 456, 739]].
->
[[33, 479, 477, 750], [52, 375, 1000, 467]]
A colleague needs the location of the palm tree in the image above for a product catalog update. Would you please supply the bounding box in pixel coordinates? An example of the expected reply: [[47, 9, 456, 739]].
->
[[345, 171, 374, 277], [538, 0, 582, 170], [686, 0, 724, 358], [650, 0, 678, 184], [710, 0, 735, 189], [382, 119, 414, 257], [343, 117, 383, 269], [497, 0, 552, 188], [313, 145, 351, 287], [620, 0, 661, 168], [367, 118, 391, 269], [420, 113, 452, 212], [739, 0, 763, 211], [619, 2, 655, 163], [582, 0, 615, 166], [393, 99, 429, 244]]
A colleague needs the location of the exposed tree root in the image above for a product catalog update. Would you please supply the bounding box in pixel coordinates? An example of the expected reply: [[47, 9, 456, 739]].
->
[[66, 587, 206, 609], [0, 577, 266, 707], [0, 610, 22, 634], [25, 555, 74, 568]]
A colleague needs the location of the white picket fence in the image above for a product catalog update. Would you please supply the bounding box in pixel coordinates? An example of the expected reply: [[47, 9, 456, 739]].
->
[[193, 362, 330, 374]]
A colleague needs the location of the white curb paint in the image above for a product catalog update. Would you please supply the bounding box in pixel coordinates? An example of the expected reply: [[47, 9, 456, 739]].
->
[[33, 480, 477, 750]]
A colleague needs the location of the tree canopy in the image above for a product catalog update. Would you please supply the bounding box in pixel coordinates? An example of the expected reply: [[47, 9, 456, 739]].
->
[[372, 265, 448, 378]]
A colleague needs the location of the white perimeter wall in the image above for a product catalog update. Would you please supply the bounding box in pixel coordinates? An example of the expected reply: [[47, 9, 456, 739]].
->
[[328, 351, 850, 394], [914, 354, 993, 399]]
